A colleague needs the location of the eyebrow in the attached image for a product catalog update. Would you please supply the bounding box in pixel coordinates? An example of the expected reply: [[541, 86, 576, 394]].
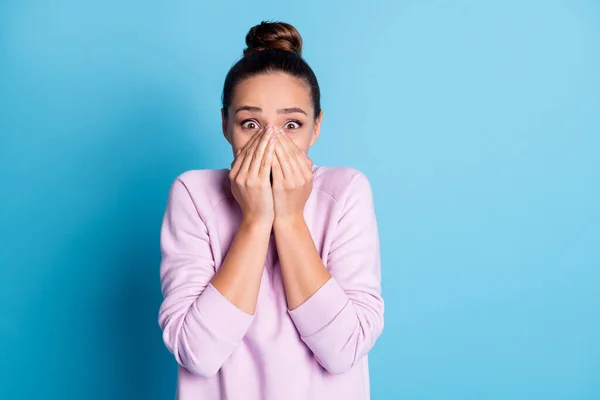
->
[[234, 106, 307, 116]]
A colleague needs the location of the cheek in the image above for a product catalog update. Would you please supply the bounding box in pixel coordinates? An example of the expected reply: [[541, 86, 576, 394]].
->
[[297, 125, 316, 149], [231, 132, 252, 150], [290, 137, 311, 154]]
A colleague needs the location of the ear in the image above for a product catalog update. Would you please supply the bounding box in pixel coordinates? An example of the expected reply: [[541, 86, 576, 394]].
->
[[309, 110, 323, 147], [221, 108, 231, 144]]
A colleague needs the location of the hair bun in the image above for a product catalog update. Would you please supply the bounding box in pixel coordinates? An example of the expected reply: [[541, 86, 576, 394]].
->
[[244, 21, 303, 57]]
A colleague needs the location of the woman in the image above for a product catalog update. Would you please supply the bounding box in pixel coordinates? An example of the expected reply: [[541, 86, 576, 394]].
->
[[158, 21, 384, 400]]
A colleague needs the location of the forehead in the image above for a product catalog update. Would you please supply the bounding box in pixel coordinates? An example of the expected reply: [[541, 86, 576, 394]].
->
[[232, 73, 312, 111]]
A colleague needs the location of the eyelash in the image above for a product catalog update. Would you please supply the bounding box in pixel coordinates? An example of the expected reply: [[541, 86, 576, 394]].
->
[[240, 120, 303, 130], [284, 120, 303, 130], [241, 120, 260, 130]]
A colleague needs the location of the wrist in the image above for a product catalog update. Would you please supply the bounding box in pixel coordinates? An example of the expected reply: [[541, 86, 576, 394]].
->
[[240, 215, 273, 233], [273, 214, 306, 231]]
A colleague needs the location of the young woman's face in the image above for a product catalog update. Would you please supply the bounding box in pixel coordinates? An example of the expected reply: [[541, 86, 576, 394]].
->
[[223, 72, 322, 156]]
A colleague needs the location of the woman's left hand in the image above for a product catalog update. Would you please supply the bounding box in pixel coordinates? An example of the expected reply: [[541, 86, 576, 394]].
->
[[271, 126, 313, 223]]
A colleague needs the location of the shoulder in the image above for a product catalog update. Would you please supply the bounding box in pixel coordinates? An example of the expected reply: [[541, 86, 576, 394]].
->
[[313, 165, 373, 204], [169, 169, 232, 214]]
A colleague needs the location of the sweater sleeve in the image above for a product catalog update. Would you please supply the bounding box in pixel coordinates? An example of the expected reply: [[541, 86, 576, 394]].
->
[[288, 171, 384, 374], [158, 176, 254, 377]]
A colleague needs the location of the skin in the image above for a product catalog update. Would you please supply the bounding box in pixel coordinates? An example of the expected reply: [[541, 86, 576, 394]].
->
[[212, 72, 331, 313], [210, 130, 275, 314], [222, 72, 321, 156]]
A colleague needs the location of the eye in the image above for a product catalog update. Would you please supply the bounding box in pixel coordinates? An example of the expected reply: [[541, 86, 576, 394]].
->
[[241, 120, 260, 130], [284, 120, 302, 130]]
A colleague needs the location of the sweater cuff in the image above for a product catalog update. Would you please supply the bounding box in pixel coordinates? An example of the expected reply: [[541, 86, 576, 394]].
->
[[194, 283, 254, 343], [288, 277, 349, 338]]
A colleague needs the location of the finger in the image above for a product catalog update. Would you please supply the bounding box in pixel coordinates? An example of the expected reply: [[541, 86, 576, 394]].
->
[[237, 130, 265, 177], [295, 145, 313, 171], [271, 150, 284, 186], [276, 128, 304, 175], [277, 127, 298, 160], [278, 130, 313, 183], [259, 133, 276, 180], [285, 134, 312, 170], [290, 139, 309, 162], [230, 152, 244, 177], [274, 133, 295, 180], [249, 127, 273, 176], [300, 150, 312, 169], [230, 131, 263, 177], [230, 148, 243, 168], [241, 128, 265, 156]]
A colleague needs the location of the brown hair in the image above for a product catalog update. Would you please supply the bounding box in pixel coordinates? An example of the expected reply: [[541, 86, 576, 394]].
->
[[243, 21, 303, 57], [222, 21, 320, 119]]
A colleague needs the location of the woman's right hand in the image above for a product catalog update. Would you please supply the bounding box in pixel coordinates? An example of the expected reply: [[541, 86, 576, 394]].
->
[[229, 126, 276, 226]]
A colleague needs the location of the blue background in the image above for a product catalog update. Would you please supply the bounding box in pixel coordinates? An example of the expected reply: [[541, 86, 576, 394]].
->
[[1, 1, 599, 399]]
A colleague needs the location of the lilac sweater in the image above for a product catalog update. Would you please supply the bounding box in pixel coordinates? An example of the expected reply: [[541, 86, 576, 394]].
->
[[158, 165, 384, 400]]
